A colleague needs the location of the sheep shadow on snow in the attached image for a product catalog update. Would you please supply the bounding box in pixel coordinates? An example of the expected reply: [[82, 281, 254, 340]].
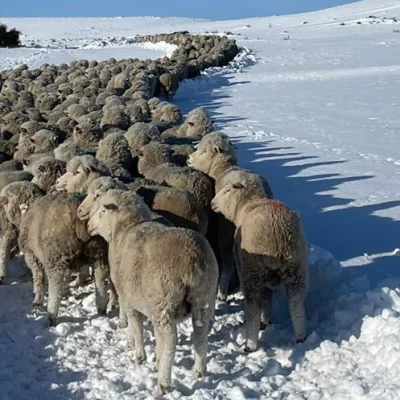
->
[[0, 260, 87, 400], [174, 62, 400, 378]]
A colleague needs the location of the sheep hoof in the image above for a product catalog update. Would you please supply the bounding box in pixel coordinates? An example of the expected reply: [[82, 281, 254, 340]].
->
[[118, 318, 128, 329], [97, 307, 107, 316], [125, 341, 134, 352], [260, 321, 267, 331], [217, 292, 227, 302], [32, 299, 44, 307], [243, 346, 253, 353], [243, 342, 257, 353], [295, 334, 308, 344], [48, 315, 57, 327], [157, 383, 171, 396], [0, 277, 3, 285], [136, 354, 146, 365], [195, 368, 206, 378]]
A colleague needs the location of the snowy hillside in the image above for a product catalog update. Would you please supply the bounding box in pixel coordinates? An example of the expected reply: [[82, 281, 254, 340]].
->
[[1, 0, 400, 398]]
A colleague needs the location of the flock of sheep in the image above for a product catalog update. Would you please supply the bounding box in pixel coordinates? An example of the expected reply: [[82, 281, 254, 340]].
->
[[0, 31, 308, 395]]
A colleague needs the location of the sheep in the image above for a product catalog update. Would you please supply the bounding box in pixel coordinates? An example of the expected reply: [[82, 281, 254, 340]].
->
[[125, 123, 161, 155], [12, 190, 111, 325], [0, 207, 19, 284], [175, 107, 213, 139], [138, 142, 212, 203], [211, 182, 308, 351], [29, 129, 59, 155], [95, 133, 134, 175], [0, 170, 33, 191], [21, 155, 55, 174], [100, 106, 131, 131], [55, 155, 109, 194], [135, 184, 208, 235], [0, 182, 45, 284], [151, 102, 182, 127], [157, 72, 179, 101], [83, 189, 218, 395], [0, 139, 17, 159], [73, 121, 103, 148], [67, 103, 88, 121], [53, 139, 94, 163], [187, 132, 273, 301], [78, 177, 207, 235], [20, 120, 46, 136], [31, 158, 67, 192], [169, 143, 195, 167], [13, 131, 34, 160], [0, 159, 23, 172]]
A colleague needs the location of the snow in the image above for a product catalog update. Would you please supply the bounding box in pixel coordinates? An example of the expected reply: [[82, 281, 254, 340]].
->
[[1, 0, 400, 398]]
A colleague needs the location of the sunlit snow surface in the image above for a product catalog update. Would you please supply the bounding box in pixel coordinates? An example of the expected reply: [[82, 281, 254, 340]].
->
[[1, 1, 400, 398]]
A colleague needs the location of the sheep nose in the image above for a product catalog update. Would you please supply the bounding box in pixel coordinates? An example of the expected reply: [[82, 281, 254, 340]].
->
[[77, 207, 85, 220]]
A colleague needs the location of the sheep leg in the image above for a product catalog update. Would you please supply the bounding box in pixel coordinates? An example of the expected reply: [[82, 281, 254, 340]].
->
[[217, 220, 237, 301], [126, 310, 146, 365], [92, 260, 109, 316], [107, 279, 119, 313], [116, 292, 128, 329], [260, 288, 273, 330], [217, 255, 234, 301], [24, 251, 45, 306], [70, 264, 91, 287], [0, 235, 13, 284], [46, 267, 67, 326], [192, 313, 210, 378], [154, 328, 161, 372], [243, 297, 262, 353], [162, 87, 170, 101], [286, 283, 307, 343], [154, 323, 177, 395]]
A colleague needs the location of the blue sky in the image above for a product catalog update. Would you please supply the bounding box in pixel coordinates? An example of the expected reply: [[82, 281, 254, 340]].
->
[[1, 0, 359, 20]]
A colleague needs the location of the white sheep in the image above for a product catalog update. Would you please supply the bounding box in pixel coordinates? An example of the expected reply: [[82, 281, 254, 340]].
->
[[211, 182, 308, 351], [55, 155, 109, 193], [0, 183, 111, 326], [85, 189, 218, 395], [187, 132, 273, 301]]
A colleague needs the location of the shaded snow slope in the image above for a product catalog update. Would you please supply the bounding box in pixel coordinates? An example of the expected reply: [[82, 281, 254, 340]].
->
[[1, 0, 400, 398]]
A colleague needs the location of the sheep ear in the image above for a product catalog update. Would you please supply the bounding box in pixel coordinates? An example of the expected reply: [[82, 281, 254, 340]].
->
[[103, 203, 118, 211]]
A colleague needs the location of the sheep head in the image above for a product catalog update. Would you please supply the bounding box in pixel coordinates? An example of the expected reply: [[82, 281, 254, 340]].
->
[[55, 155, 108, 194], [77, 176, 126, 221], [187, 140, 236, 178], [0, 182, 45, 227], [137, 142, 173, 176], [87, 189, 152, 242], [31, 159, 67, 192]]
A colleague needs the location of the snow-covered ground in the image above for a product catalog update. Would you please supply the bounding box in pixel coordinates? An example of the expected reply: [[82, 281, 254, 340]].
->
[[1, 0, 400, 398]]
